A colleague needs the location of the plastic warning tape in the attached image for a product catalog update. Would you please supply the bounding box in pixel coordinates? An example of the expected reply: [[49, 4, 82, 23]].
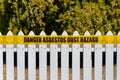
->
[[0, 35, 119, 44]]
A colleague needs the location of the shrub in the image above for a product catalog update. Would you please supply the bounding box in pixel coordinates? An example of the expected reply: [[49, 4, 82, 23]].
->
[[0, 0, 119, 35]]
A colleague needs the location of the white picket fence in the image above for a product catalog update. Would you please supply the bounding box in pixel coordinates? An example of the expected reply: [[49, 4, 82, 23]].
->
[[0, 30, 120, 80]]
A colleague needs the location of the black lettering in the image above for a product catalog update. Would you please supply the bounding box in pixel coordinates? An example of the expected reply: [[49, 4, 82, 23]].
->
[[24, 37, 41, 43], [80, 37, 98, 43]]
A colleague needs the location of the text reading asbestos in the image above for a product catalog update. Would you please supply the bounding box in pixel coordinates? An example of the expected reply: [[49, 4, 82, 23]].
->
[[24, 36, 98, 44]]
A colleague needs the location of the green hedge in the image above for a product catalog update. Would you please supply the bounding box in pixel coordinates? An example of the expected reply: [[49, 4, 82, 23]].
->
[[0, 0, 120, 35]]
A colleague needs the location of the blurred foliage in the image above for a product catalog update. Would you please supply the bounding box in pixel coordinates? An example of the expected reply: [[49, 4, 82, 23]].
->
[[0, 0, 120, 35]]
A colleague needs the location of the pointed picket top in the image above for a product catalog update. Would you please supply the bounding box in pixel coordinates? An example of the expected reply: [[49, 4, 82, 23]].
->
[[106, 31, 113, 35], [29, 31, 35, 35], [73, 31, 79, 36], [118, 31, 120, 35], [7, 31, 13, 35], [18, 31, 24, 35], [40, 31, 46, 35], [62, 31, 68, 36], [51, 31, 57, 36], [0, 32, 2, 35], [84, 31, 90, 35], [95, 30, 102, 35]]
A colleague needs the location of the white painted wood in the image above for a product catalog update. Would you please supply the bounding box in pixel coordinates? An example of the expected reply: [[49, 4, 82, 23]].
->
[[95, 31, 102, 80], [61, 31, 69, 80], [6, 31, 14, 80], [1, 30, 119, 80], [39, 31, 47, 80], [50, 31, 58, 80], [72, 31, 80, 80], [17, 31, 25, 80], [83, 31, 92, 80], [28, 31, 36, 80], [117, 31, 120, 80], [0, 32, 3, 80], [106, 31, 113, 80]]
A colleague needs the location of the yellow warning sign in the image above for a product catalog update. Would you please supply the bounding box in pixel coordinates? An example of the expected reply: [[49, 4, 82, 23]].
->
[[0, 35, 119, 44]]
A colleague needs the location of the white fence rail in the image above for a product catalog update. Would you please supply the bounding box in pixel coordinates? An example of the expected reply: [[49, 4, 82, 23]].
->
[[0, 30, 119, 80]]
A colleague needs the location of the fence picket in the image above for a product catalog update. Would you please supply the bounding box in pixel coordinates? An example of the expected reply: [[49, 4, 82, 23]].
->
[[6, 31, 14, 80], [0, 32, 3, 80], [17, 31, 25, 80], [117, 32, 120, 80], [28, 31, 36, 80], [50, 31, 58, 80], [39, 31, 47, 80], [95, 31, 102, 80], [61, 31, 69, 80], [72, 31, 80, 80], [83, 31, 92, 80], [106, 31, 113, 80]]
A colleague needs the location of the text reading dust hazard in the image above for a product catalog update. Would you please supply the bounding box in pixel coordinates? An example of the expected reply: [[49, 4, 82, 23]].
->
[[24, 36, 98, 44]]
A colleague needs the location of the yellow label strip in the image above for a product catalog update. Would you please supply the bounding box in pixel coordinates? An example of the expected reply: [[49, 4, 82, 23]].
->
[[0, 35, 119, 44]]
